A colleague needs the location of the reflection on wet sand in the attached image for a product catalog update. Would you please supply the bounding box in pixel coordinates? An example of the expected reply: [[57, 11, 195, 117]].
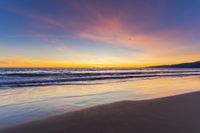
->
[[0, 76, 200, 128]]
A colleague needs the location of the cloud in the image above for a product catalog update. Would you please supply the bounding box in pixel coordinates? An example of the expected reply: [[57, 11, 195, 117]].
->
[[1, 0, 200, 67], [77, 15, 188, 53], [2, 1, 195, 53]]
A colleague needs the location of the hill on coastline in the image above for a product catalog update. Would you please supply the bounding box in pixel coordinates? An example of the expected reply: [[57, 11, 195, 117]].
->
[[149, 61, 200, 68]]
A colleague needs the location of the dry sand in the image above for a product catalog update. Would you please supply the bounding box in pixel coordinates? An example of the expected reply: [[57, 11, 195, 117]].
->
[[1, 91, 200, 133]]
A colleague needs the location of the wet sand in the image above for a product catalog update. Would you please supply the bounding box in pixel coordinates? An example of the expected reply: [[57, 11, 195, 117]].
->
[[1, 91, 200, 133]]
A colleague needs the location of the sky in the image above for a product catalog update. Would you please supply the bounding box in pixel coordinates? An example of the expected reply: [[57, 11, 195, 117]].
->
[[0, 0, 200, 68]]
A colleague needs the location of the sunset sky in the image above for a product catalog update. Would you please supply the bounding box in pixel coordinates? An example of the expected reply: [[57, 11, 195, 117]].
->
[[0, 0, 200, 68]]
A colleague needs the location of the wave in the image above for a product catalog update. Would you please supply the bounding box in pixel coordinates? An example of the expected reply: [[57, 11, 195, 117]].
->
[[0, 68, 200, 88]]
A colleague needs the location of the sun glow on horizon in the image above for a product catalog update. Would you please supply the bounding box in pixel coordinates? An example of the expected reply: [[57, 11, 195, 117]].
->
[[0, 0, 200, 68]]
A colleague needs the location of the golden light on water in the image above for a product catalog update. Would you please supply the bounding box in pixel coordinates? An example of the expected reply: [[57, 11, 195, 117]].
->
[[2, 76, 200, 107]]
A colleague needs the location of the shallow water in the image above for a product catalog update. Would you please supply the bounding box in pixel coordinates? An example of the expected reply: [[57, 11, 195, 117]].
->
[[0, 68, 200, 128]]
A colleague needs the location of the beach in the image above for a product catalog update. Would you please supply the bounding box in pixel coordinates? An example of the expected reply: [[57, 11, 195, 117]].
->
[[1, 68, 200, 132], [1, 91, 200, 133]]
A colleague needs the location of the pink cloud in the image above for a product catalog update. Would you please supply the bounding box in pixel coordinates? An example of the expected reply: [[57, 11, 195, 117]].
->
[[73, 6, 193, 55]]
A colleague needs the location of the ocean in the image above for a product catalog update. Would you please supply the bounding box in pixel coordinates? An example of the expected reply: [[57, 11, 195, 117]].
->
[[1, 68, 200, 87], [0, 68, 200, 128]]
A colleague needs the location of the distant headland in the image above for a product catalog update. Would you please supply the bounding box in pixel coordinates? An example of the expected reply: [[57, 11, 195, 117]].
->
[[149, 61, 200, 68]]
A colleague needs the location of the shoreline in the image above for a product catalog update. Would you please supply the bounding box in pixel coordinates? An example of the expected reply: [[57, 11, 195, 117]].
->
[[1, 91, 200, 133]]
